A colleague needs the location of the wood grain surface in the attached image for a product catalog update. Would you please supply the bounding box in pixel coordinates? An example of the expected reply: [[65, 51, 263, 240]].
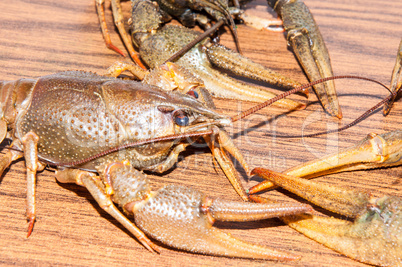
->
[[0, 0, 401, 266]]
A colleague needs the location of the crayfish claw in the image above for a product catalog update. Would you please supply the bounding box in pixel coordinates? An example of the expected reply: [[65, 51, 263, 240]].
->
[[287, 26, 341, 118], [282, 213, 402, 267], [249, 129, 402, 193], [251, 167, 402, 266], [384, 39, 402, 116], [270, 0, 341, 118], [251, 168, 370, 217], [284, 130, 402, 179], [140, 26, 304, 110], [206, 44, 305, 93], [131, 184, 310, 260]]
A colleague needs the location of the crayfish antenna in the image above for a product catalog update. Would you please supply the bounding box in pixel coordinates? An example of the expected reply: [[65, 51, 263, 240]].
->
[[230, 75, 389, 130]]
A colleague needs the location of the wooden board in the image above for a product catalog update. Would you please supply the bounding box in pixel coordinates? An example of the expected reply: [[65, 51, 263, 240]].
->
[[0, 0, 401, 266]]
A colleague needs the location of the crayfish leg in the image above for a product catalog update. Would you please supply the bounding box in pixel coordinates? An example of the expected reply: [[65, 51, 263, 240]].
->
[[0, 140, 24, 230], [96, 0, 147, 69], [95, 0, 127, 58], [55, 167, 159, 253], [106, 61, 147, 80], [0, 140, 23, 179], [204, 133, 249, 201], [20, 132, 45, 237], [110, 0, 147, 69], [217, 130, 250, 175]]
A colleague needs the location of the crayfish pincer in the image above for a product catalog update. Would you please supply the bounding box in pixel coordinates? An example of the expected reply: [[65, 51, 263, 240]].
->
[[57, 161, 311, 259], [252, 166, 402, 266], [0, 66, 313, 260]]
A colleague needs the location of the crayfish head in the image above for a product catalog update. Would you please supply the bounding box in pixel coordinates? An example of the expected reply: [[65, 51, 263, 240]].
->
[[163, 85, 231, 134], [164, 93, 248, 199]]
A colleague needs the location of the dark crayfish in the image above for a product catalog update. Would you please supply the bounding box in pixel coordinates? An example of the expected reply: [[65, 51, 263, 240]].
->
[[96, 0, 309, 110], [96, 0, 342, 118]]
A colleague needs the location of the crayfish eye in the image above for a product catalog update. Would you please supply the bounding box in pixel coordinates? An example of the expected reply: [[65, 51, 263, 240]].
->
[[173, 110, 189, 126], [186, 90, 199, 99]]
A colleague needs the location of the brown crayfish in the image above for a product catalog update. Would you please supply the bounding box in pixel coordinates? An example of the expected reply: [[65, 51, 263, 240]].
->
[[0, 62, 317, 260]]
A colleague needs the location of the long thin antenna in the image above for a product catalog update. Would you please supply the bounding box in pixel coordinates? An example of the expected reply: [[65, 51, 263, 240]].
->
[[231, 75, 389, 123], [49, 130, 213, 167], [281, 94, 393, 138]]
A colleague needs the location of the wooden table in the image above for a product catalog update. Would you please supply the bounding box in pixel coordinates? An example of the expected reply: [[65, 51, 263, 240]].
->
[[0, 0, 401, 266]]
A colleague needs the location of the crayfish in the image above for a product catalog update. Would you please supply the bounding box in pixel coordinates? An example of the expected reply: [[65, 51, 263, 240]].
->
[[0, 59, 397, 261], [1, 0, 401, 265], [96, 0, 305, 108], [0, 62, 322, 260], [96, 0, 342, 117]]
